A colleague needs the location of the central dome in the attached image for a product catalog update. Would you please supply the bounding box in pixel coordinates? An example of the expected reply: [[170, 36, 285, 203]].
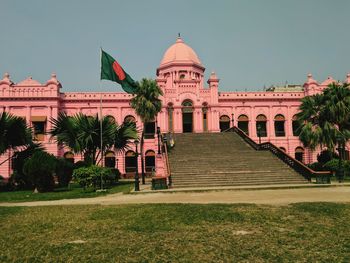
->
[[160, 37, 201, 66]]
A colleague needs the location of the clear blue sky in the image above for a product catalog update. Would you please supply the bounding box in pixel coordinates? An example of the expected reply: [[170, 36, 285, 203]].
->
[[1, 0, 349, 92]]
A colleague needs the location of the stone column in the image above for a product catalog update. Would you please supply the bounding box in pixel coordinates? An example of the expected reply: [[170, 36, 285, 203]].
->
[[268, 106, 274, 140], [174, 108, 182, 133], [26, 106, 31, 125]]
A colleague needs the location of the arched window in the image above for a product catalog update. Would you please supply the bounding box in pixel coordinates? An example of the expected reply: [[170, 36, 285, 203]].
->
[[274, 114, 285, 137], [106, 115, 115, 123], [238, 115, 249, 135], [292, 115, 300, 136], [179, 71, 187, 80], [144, 119, 156, 138], [279, 147, 286, 153], [295, 147, 304, 162], [124, 115, 136, 124], [219, 115, 230, 132], [182, 100, 193, 110], [145, 150, 156, 176], [105, 151, 116, 168], [64, 152, 74, 163], [202, 103, 208, 132], [256, 114, 267, 137], [125, 151, 137, 174]]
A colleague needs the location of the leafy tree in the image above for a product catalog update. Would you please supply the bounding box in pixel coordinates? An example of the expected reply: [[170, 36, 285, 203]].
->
[[55, 158, 74, 187], [130, 78, 163, 183], [0, 112, 32, 155], [317, 150, 339, 164], [9, 143, 44, 190], [50, 113, 137, 165], [297, 82, 350, 152], [23, 151, 57, 192]]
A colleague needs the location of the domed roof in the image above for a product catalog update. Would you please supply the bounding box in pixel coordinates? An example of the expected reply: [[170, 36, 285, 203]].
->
[[16, 77, 42, 86], [160, 36, 201, 66]]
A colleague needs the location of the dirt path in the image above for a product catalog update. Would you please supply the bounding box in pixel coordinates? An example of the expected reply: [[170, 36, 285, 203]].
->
[[1, 186, 350, 207]]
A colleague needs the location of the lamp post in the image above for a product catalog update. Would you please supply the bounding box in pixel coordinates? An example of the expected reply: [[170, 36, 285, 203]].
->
[[157, 126, 161, 154], [134, 139, 140, 191], [336, 136, 345, 183], [257, 124, 262, 144]]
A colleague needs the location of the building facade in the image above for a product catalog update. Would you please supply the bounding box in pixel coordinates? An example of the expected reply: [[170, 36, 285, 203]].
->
[[1, 36, 349, 178]]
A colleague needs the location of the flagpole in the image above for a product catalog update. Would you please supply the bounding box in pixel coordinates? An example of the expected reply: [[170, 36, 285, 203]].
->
[[99, 47, 104, 191]]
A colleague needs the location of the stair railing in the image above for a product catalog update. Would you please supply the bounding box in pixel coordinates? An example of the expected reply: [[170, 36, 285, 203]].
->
[[226, 126, 332, 182], [159, 132, 172, 187]]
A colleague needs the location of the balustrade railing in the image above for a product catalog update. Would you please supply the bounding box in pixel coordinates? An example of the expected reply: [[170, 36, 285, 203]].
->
[[227, 126, 332, 182], [150, 130, 172, 188], [162, 133, 172, 187]]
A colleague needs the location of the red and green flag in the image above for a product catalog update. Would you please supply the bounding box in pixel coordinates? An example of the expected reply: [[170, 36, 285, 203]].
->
[[100, 49, 138, 93]]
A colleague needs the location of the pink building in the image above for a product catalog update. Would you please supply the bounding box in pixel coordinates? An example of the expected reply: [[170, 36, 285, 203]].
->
[[1, 36, 349, 179]]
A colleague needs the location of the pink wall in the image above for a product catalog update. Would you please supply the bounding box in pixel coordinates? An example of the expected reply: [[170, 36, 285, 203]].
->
[[1, 37, 349, 179]]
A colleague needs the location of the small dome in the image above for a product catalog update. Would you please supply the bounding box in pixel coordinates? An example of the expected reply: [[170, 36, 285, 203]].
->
[[16, 77, 42, 86], [160, 36, 201, 66]]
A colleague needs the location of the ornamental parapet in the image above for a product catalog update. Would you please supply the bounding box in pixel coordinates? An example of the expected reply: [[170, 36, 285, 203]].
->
[[62, 92, 134, 101], [218, 91, 304, 100], [0, 73, 61, 99]]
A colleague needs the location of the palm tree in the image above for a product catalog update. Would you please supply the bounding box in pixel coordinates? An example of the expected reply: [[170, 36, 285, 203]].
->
[[50, 112, 137, 165], [297, 82, 350, 152], [0, 111, 32, 155], [130, 78, 163, 184]]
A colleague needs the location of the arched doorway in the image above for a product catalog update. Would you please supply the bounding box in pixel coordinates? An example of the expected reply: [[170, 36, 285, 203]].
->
[[125, 151, 137, 176], [238, 115, 249, 135], [64, 152, 74, 163], [105, 151, 116, 168], [274, 114, 285, 137], [182, 100, 193, 133], [145, 150, 156, 176], [256, 114, 267, 137], [219, 115, 230, 132], [295, 147, 304, 162]]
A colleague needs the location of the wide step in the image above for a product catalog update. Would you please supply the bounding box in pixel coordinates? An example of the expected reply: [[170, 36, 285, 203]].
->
[[168, 132, 308, 188]]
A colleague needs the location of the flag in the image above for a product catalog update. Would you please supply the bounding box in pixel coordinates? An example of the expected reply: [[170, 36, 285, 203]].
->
[[100, 49, 138, 93]]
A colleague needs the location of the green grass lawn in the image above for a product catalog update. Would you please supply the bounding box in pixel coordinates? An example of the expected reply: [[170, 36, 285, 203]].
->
[[1, 203, 350, 262], [0, 181, 133, 203]]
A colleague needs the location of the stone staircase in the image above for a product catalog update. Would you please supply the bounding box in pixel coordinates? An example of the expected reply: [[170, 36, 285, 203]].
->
[[168, 133, 308, 188]]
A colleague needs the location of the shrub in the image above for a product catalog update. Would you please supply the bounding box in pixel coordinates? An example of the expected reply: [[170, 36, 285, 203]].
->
[[324, 159, 341, 173], [0, 175, 9, 191], [56, 158, 74, 187], [317, 150, 339, 164], [104, 168, 120, 186], [72, 165, 113, 190], [343, 161, 350, 177], [8, 171, 33, 191], [10, 143, 44, 190], [308, 162, 324, 171], [74, 160, 89, 169], [23, 151, 57, 192]]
